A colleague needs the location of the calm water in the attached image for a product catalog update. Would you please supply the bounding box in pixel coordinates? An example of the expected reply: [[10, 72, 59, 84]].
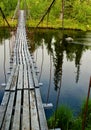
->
[[0, 28, 14, 103], [28, 29, 91, 118], [0, 28, 91, 119]]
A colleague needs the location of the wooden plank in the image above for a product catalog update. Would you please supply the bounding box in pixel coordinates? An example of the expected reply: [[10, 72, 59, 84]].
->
[[1, 92, 10, 106], [0, 66, 18, 129], [0, 92, 10, 129], [22, 41, 26, 65], [17, 65, 23, 90], [27, 65, 34, 89], [2, 92, 15, 130], [30, 90, 40, 130], [20, 41, 23, 65], [32, 68, 39, 88], [17, 39, 20, 64], [5, 65, 16, 91], [0, 105, 6, 129], [26, 47, 39, 87], [19, 40, 22, 64], [10, 66, 19, 91], [12, 91, 21, 130], [23, 42, 34, 89], [22, 90, 30, 130], [24, 41, 39, 88], [16, 39, 20, 64], [24, 64, 28, 89], [13, 44, 17, 65], [35, 88, 48, 130]]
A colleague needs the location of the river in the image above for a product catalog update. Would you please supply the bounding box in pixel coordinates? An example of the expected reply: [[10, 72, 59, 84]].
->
[[0, 28, 91, 119]]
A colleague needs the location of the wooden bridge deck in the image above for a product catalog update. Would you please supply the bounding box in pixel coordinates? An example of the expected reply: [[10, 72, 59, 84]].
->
[[0, 10, 48, 130]]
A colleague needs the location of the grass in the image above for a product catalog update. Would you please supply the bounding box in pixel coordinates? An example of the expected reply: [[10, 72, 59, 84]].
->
[[0, 17, 17, 28], [0, 16, 91, 31], [47, 105, 73, 130], [48, 100, 91, 130], [26, 18, 91, 31]]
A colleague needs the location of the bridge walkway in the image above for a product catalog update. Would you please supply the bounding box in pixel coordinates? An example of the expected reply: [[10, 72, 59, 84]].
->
[[0, 10, 48, 130]]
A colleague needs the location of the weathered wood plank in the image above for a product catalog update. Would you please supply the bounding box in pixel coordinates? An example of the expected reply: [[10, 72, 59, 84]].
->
[[5, 65, 16, 91], [20, 41, 23, 65], [16, 39, 20, 64], [0, 66, 18, 129], [23, 42, 34, 89], [1, 92, 10, 106], [0, 105, 6, 129], [27, 65, 34, 89], [32, 68, 39, 88], [10, 66, 19, 91], [24, 65, 28, 89], [13, 43, 17, 65], [22, 41, 26, 65], [12, 91, 21, 130], [30, 90, 40, 130], [26, 47, 39, 87], [35, 88, 48, 130], [19, 40, 22, 64], [2, 92, 15, 130], [17, 65, 23, 90], [0, 92, 10, 129], [22, 90, 30, 130]]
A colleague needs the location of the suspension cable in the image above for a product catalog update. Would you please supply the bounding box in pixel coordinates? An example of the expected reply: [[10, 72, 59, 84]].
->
[[46, 12, 49, 27], [3, 18, 7, 84], [0, 7, 11, 29], [53, 52, 63, 128], [82, 77, 91, 130], [38, 43, 44, 83], [36, 0, 56, 28], [12, 0, 20, 20], [53, 73, 63, 128], [46, 54, 52, 103]]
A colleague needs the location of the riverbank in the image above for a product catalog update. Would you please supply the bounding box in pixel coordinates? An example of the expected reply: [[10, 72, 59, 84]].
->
[[0, 17, 91, 31], [26, 18, 91, 31]]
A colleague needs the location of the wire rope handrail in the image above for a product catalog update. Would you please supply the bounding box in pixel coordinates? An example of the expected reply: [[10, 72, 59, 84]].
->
[[38, 43, 44, 83], [0, 7, 11, 29], [46, 54, 52, 104], [0, 8, 15, 87], [12, 0, 20, 20], [82, 77, 91, 130], [35, 0, 56, 28]]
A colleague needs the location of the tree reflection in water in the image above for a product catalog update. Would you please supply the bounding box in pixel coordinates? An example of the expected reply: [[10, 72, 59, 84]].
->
[[27, 29, 89, 91], [28, 29, 90, 117]]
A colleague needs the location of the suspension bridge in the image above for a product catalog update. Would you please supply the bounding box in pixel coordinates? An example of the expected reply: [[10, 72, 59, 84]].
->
[[0, 10, 48, 130]]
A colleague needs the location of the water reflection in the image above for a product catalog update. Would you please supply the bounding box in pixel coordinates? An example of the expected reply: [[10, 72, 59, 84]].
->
[[28, 29, 89, 86], [28, 29, 91, 118], [0, 28, 10, 43], [64, 40, 88, 83], [0, 28, 11, 104]]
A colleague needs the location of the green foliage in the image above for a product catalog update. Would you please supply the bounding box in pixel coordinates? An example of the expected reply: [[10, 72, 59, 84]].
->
[[72, 1, 91, 24], [70, 117, 82, 130], [48, 105, 73, 130], [81, 100, 91, 129], [0, 0, 17, 16], [0, 27, 10, 42], [48, 100, 91, 130], [0, 0, 91, 30]]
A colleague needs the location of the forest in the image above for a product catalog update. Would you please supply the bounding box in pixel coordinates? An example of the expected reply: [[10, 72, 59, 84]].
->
[[0, 0, 91, 30]]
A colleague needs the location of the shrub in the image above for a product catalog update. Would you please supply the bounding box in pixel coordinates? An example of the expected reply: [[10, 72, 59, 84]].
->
[[48, 105, 73, 130]]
